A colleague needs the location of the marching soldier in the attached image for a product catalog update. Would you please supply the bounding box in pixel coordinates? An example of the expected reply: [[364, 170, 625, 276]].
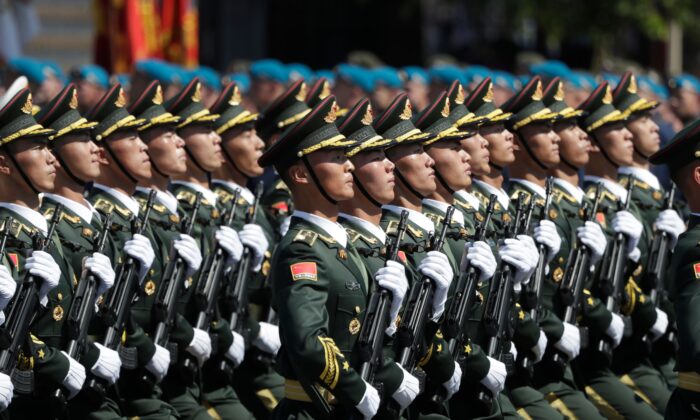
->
[[648, 118, 700, 418]]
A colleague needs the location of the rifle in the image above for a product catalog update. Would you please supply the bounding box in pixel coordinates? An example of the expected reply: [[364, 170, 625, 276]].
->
[[152, 193, 202, 359], [55, 212, 113, 401], [395, 206, 454, 380], [516, 178, 554, 379], [184, 189, 240, 374], [89, 190, 156, 395], [226, 181, 264, 339], [0, 205, 62, 395], [645, 184, 677, 351], [356, 210, 409, 399], [596, 180, 635, 357]]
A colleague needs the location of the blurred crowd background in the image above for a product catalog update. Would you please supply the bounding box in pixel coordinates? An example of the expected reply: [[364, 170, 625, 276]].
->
[[2, 0, 700, 187]]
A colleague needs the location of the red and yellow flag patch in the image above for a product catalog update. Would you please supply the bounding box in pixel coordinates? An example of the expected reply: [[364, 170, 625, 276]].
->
[[693, 262, 700, 279], [398, 251, 407, 264], [290, 262, 318, 281], [596, 212, 606, 228], [7, 253, 18, 269]]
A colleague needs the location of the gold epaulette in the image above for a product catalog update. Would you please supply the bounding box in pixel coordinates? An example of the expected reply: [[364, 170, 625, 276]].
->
[[293, 229, 318, 246], [175, 190, 198, 206], [510, 188, 532, 204], [619, 175, 650, 191], [345, 228, 378, 245], [472, 190, 489, 207], [274, 180, 291, 193], [424, 212, 443, 227], [553, 188, 576, 204], [385, 220, 398, 235], [0, 218, 32, 238], [93, 198, 132, 218], [453, 198, 473, 210], [152, 203, 167, 214], [215, 188, 234, 204]]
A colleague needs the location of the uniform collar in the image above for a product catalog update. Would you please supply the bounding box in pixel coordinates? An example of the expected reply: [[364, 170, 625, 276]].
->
[[0, 203, 47, 235], [553, 178, 584, 203], [136, 186, 178, 215], [92, 183, 140, 215], [454, 189, 481, 211], [422, 198, 465, 226], [293, 210, 348, 248], [510, 178, 547, 199], [41, 193, 95, 224], [211, 179, 254, 204], [171, 180, 218, 205], [473, 179, 509, 209], [618, 166, 661, 190], [382, 204, 435, 233], [584, 175, 628, 203], [338, 212, 386, 244]]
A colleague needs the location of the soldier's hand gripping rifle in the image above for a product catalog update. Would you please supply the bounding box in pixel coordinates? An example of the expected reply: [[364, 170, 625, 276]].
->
[[226, 181, 264, 340], [0, 206, 62, 394], [596, 180, 634, 357], [183, 189, 240, 374], [356, 210, 409, 400], [517, 178, 554, 378], [644, 183, 677, 350], [152, 193, 202, 360], [89, 190, 156, 394], [395, 207, 455, 377], [550, 184, 603, 373], [55, 212, 113, 401]]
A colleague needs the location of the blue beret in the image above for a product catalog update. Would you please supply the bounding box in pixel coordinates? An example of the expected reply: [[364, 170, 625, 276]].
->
[[637, 75, 669, 100], [492, 70, 519, 91], [402, 66, 429, 84], [464, 65, 491, 85], [9, 57, 51, 84], [135, 59, 185, 86], [314, 70, 336, 86], [191, 66, 221, 90], [669, 73, 700, 92], [287, 63, 313, 82], [429, 65, 465, 85], [110, 73, 131, 89], [530, 60, 571, 79], [601, 72, 620, 89], [566, 71, 597, 91], [224, 73, 251, 93], [250, 59, 289, 83], [76, 64, 109, 89], [372, 66, 403, 89], [336, 64, 374, 92]]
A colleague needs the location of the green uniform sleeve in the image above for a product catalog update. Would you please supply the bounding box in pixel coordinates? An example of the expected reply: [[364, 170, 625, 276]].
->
[[27, 335, 70, 389]]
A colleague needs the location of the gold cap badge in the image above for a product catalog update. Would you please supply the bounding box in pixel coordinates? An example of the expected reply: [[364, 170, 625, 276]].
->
[[361, 104, 374, 125], [115, 88, 126, 108], [441, 97, 450, 117], [554, 81, 565, 101], [455, 84, 466, 104], [531, 80, 543, 101], [69, 89, 79, 109], [229, 86, 242, 106], [153, 85, 163, 105], [483, 83, 494, 103], [602, 85, 613, 104], [21, 93, 33, 114], [320, 81, 331, 101], [324, 101, 339, 123], [628, 74, 638, 94], [399, 100, 412, 120], [296, 82, 308, 102], [192, 82, 202, 103]]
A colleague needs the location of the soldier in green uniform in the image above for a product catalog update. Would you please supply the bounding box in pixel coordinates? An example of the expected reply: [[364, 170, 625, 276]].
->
[[165, 78, 258, 419], [0, 87, 86, 419], [648, 118, 700, 419], [85, 83, 181, 419], [256, 80, 311, 237], [35, 83, 127, 419], [335, 97, 421, 413], [260, 95, 387, 419], [209, 82, 284, 417], [576, 81, 665, 418], [614, 71, 686, 403]]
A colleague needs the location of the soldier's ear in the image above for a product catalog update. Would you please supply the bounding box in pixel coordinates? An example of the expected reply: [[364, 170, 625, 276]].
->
[[588, 141, 600, 153], [288, 163, 310, 186], [0, 154, 10, 176], [95, 146, 109, 165], [693, 164, 700, 187]]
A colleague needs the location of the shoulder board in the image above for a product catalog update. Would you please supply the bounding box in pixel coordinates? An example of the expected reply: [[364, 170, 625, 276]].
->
[[425, 212, 443, 227], [385, 220, 399, 236], [93, 198, 115, 215], [215, 188, 234, 204], [274, 180, 290, 192], [509, 188, 532, 204], [175, 190, 197, 206], [345, 227, 378, 245], [600, 190, 619, 204], [472, 190, 489, 206], [152, 203, 167, 214], [293, 229, 318, 246], [1, 218, 33, 238], [61, 212, 81, 225], [406, 223, 424, 239], [453, 198, 473, 211], [620, 175, 650, 191]]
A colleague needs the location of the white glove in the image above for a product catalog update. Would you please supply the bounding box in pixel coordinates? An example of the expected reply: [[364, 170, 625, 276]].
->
[[215, 226, 243, 264], [509, 341, 518, 361], [279, 216, 291, 236], [534, 220, 561, 263], [0, 373, 12, 410], [173, 233, 203, 276], [26, 250, 60, 306], [611, 211, 643, 256], [0, 311, 5, 327], [90, 343, 121, 385], [61, 351, 86, 399], [356, 380, 380, 419], [481, 356, 507, 395], [443, 361, 462, 400], [253, 322, 281, 355], [0, 265, 16, 311], [374, 260, 409, 336], [186, 328, 212, 366], [239, 224, 269, 272], [84, 252, 115, 296], [499, 236, 537, 289], [226, 330, 246, 367], [655, 209, 685, 248], [392, 364, 420, 409], [145, 344, 171, 382], [461, 241, 497, 281], [576, 221, 608, 264], [417, 251, 454, 321], [606, 313, 625, 348], [650, 308, 669, 341], [124, 233, 155, 281], [532, 330, 548, 363], [554, 322, 581, 360]]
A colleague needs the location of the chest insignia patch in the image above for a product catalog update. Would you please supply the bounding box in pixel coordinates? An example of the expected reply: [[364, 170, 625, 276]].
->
[[348, 318, 361, 335], [290, 262, 318, 281], [345, 281, 360, 291], [694, 262, 700, 279]]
